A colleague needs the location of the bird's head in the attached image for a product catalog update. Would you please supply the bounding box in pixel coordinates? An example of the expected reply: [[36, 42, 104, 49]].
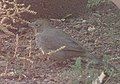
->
[[28, 19, 51, 29]]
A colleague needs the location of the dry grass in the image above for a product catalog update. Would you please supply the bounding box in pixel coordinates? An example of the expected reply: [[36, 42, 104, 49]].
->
[[0, 0, 36, 35]]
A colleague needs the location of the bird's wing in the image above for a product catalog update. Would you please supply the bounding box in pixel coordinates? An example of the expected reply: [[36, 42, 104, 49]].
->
[[55, 29, 84, 51], [35, 29, 84, 53]]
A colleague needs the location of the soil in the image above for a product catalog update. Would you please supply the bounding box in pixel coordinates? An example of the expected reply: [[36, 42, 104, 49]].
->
[[19, 0, 87, 19], [0, 1, 120, 84]]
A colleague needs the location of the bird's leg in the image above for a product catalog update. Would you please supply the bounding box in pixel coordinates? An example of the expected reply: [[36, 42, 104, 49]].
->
[[40, 47, 45, 55]]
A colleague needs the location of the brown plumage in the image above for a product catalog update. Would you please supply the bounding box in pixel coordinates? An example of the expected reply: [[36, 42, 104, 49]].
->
[[29, 19, 86, 61]]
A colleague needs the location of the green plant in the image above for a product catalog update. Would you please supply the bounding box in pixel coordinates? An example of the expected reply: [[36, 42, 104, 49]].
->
[[60, 57, 83, 83], [60, 54, 119, 83], [87, 0, 104, 7]]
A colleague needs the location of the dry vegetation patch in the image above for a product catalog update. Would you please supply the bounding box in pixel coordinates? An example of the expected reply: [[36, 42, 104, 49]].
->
[[0, 0, 120, 84]]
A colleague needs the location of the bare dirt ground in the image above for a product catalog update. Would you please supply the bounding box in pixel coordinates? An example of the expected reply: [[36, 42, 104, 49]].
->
[[0, 2, 120, 84]]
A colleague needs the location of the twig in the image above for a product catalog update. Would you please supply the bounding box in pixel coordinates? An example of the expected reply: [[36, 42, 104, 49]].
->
[[28, 40, 32, 57], [13, 34, 19, 57]]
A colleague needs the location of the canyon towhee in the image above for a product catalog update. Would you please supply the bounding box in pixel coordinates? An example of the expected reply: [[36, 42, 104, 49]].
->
[[29, 19, 86, 61]]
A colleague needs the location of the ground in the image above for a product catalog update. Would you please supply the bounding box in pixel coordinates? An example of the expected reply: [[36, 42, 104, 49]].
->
[[0, 1, 120, 84]]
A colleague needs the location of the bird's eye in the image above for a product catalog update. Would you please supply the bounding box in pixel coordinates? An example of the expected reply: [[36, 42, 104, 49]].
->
[[35, 24, 41, 26]]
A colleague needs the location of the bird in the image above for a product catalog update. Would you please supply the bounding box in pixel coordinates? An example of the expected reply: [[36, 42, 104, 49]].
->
[[28, 19, 86, 62]]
